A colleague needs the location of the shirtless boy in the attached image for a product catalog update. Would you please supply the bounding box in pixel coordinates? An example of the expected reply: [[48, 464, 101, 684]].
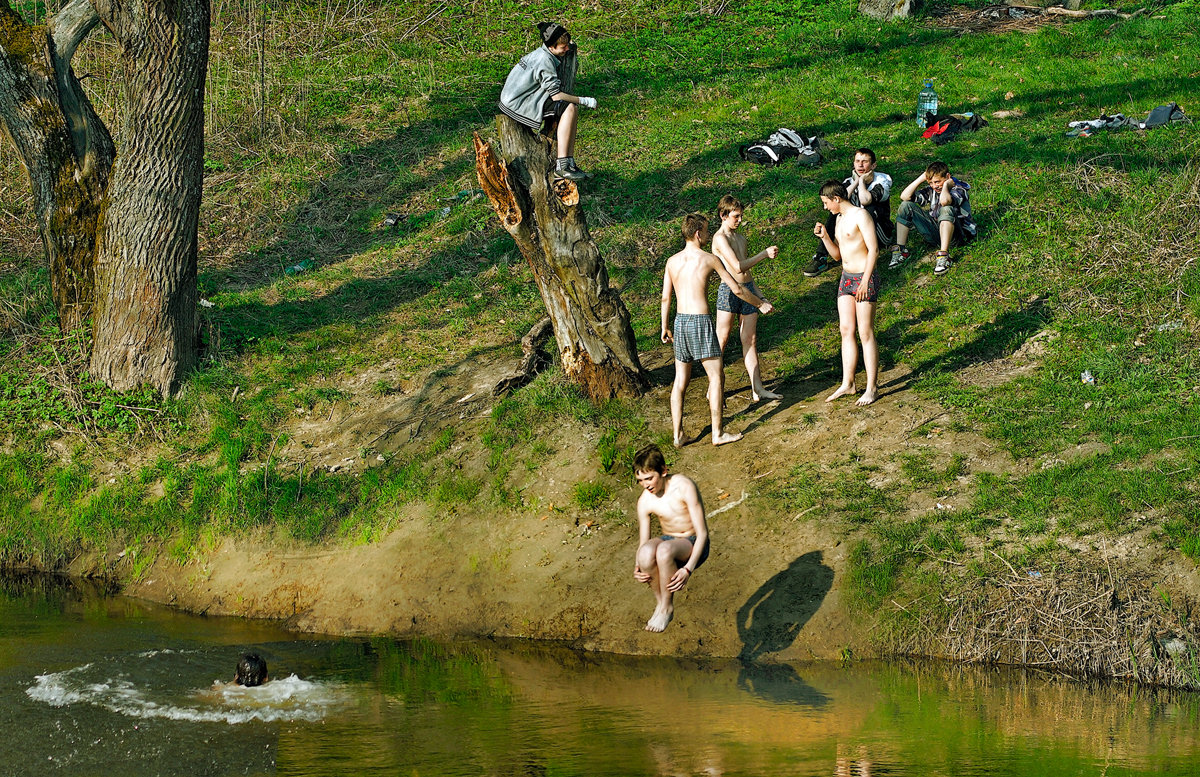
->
[[632, 444, 710, 633], [661, 213, 773, 447], [711, 195, 781, 403], [813, 180, 880, 406]]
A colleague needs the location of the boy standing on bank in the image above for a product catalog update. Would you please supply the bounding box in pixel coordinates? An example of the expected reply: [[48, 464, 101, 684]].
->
[[814, 180, 881, 406], [661, 213, 773, 447], [711, 195, 782, 402], [632, 444, 710, 633]]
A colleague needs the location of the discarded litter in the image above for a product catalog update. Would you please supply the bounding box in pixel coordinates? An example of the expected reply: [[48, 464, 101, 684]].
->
[[1157, 320, 1183, 332], [285, 260, 313, 275], [1081, 370, 1095, 385], [1027, 570, 1042, 579], [935, 502, 954, 511], [382, 212, 406, 227], [437, 188, 485, 203], [198, 298, 215, 308]]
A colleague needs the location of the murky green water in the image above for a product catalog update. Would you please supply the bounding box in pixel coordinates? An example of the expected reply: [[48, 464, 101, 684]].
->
[[3, 574, 1199, 776]]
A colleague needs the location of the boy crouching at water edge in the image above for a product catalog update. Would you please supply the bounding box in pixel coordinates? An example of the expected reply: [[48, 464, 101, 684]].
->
[[661, 213, 773, 447], [632, 444, 709, 633]]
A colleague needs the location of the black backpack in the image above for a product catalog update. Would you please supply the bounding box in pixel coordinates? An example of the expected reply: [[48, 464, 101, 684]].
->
[[739, 128, 824, 167]]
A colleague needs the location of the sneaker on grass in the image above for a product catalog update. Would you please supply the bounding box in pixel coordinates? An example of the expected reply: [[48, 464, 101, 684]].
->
[[888, 245, 911, 270], [934, 251, 952, 275], [802, 253, 833, 278]]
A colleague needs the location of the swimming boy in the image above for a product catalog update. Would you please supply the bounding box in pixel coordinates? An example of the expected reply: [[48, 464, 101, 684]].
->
[[711, 195, 782, 402], [661, 213, 773, 447], [235, 653, 269, 687], [814, 180, 880, 406], [632, 444, 709, 633]]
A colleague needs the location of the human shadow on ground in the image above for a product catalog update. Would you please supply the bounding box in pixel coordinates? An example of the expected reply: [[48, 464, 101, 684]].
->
[[737, 550, 835, 662]]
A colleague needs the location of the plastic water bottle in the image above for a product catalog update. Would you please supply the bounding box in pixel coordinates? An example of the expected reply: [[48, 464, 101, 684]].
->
[[917, 81, 938, 128]]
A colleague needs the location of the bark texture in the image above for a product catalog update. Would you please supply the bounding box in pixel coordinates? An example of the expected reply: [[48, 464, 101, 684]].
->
[[0, 0, 114, 330], [475, 120, 647, 401], [86, 0, 209, 394], [858, 0, 922, 20], [0, 0, 208, 395]]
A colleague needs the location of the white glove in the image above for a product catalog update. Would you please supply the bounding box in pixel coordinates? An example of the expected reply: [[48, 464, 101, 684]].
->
[[579, 96, 597, 109]]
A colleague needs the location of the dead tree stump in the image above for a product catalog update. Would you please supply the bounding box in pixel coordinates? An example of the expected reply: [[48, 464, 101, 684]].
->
[[474, 117, 647, 401]]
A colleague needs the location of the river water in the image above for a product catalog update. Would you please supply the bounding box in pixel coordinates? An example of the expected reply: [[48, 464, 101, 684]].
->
[[2, 574, 1198, 776]]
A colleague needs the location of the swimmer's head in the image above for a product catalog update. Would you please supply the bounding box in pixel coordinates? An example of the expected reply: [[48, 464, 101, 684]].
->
[[235, 653, 268, 687]]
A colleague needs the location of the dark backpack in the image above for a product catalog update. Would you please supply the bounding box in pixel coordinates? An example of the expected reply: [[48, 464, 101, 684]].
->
[[739, 128, 825, 167]]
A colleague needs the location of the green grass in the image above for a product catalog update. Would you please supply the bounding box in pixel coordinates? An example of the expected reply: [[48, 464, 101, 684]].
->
[[0, 0, 1198, 614]]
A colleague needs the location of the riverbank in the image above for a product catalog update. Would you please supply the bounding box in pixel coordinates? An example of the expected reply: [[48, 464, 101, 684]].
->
[[2, 0, 1199, 686], [40, 350, 1200, 688]]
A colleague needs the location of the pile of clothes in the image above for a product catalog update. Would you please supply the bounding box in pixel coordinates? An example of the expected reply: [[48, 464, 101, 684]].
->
[[1066, 102, 1189, 137]]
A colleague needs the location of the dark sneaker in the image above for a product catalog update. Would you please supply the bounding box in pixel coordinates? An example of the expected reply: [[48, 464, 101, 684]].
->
[[934, 251, 952, 275], [554, 165, 588, 181], [802, 253, 831, 277], [888, 245, 911, 269]]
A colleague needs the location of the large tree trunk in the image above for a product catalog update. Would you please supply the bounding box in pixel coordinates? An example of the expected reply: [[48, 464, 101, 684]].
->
[[88, 0, 209, 394], [0, 0, 115, 331], [474, 118, 647, 401]]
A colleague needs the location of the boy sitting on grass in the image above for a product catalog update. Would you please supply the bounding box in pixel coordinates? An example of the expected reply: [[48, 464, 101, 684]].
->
[[890, 160, 977, 276]]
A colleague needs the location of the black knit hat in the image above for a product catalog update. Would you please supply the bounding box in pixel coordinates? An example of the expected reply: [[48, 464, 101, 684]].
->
[[537, 21, 569, 46]]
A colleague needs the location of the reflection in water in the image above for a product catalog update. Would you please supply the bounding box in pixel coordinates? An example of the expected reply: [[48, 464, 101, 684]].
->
[[4, 574, 1200, 777], [737, 661, 830, 707]]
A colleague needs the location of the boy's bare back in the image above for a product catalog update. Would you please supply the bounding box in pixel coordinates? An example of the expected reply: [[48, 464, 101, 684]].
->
[[664, 245, 721, 316]]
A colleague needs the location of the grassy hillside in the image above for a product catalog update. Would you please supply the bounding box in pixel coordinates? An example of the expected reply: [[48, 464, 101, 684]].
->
[[1, 0, 1198, 613]]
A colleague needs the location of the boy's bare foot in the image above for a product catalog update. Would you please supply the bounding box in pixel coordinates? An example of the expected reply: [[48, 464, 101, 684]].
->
[[645, 607, 673, 632], [712, 431, 743, 446], [855, 389, 878, 407], [752, 387, 782, 401], [826, 385, 857, 402], [673, 430, 692, 449]]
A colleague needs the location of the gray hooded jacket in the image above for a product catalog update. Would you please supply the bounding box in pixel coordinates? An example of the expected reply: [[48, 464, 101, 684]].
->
[[498, 44, 577, 129]]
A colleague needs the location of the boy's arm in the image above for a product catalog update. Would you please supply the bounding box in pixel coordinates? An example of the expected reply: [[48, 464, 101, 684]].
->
[[854, 211, 879, 302], [900, 173, 927, 202], [710, 256, 772, 313], [939, 179, 957, 206], [668, 477, 708, 591], [857, 173, 874, 205], [813, 221, 841, 261], [660, 267, 674, 342], [634, 498, 653, 581], [713, 232, 776, 273]]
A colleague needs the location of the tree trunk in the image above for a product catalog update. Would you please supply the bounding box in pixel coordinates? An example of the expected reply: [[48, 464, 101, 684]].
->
[[0, 0, 115, 331], [87, 0, 209, 394], [474, 118, 647, 401]]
